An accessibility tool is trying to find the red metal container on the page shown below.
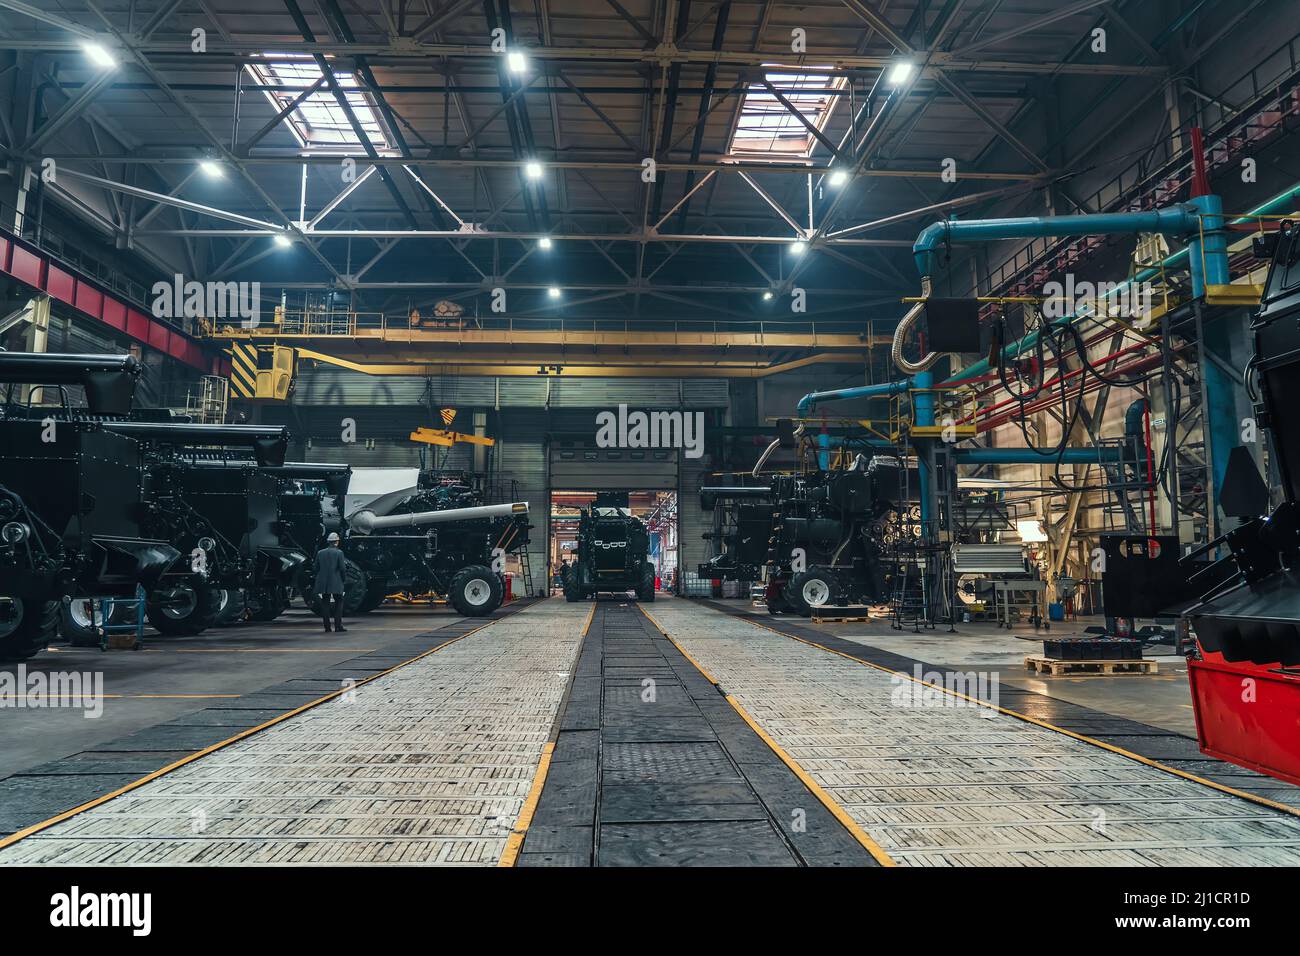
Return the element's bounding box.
[1188,653,1300,786]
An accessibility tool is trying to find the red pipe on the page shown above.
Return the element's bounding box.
[975,353,1164,432]
[1191,126,1210,197]
[960,339,1157,424]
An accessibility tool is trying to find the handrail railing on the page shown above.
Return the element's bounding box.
[974,29,1300,300]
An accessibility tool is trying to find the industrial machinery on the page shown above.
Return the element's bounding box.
[1181,219,1300,785]
[564,491,655,602]
[200,461,351,625]
[340,472,529,617]
[0,353,180,660]
[104,421,299,638]
[762,457,917,616]
[697,483,776,583]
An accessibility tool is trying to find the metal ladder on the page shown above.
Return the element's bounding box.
[517,547,536,598]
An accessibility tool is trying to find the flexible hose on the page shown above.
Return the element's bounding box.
[752,438,781,478]
[891,277,943,374]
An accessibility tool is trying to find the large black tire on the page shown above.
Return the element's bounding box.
[785,569,837,618]
[341,559,369,615]
[449,565,503,617]
[355,584,388,614]
[247,586,290,622]
[635,564,656,602]
[62,597,102,647]
[0,597,58,662]
[215,589,247,627]
[147,581,222,637]
[563,579,584,602]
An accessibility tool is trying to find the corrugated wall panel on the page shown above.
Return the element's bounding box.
[678,456,711,582]
[496,437,547,596]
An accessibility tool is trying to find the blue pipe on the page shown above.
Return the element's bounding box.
[944,179,1300,384]
[796,378,910,416]
[956,447,1125,465]
[913,370,934,528]
[912,206,1201,279]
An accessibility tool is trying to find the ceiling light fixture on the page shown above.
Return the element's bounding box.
[274,233,293,248]
[548,286,561,299]
[82,42,117,70]
[887,61,915,87]
[199,160,224,178]
[538,236,553,250]
[507,50,527,74]
[828,168,848,186]
[524,160,544,180]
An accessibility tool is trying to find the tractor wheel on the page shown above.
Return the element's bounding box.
[146,581,222,637]
[61,597,110,647]
[449,565,503,617]
[0,597,58,662]
[635,564,656,602]
[214,589,248,626]
[356,584,389,614]
[340,559,369,615]
[785,570,837,618]
[247,586,290,622]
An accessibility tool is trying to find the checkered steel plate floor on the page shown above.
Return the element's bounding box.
[0,600,584,866]
[647,598,1300,866]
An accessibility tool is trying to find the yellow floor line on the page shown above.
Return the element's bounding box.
[640,605,897,867]
[0,615,514,852]
[727,606,1300,820]
[498,741,556,867]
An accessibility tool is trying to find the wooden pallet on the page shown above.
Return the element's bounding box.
[1024,655,1158,676]
[812,607,875,624]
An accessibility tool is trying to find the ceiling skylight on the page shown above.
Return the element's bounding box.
[728,69,846,160]
[246,55,392,150]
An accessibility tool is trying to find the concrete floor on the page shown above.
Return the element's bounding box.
[0,605,465,780]
[740,605,1199,737]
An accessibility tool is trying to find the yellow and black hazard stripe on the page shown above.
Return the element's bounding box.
[227,343,259,398]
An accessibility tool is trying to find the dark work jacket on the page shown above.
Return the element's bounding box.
[314,546,347,595]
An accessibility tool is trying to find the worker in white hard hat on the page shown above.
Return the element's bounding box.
[314,531,348,632]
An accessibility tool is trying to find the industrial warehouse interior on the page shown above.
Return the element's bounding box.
[0,0,1296,925]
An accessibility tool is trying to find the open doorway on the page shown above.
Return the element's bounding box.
[549,490,678,593]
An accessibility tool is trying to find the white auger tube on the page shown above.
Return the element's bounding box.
[348,501,528,534]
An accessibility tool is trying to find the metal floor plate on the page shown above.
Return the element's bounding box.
[646,598,1300,867]
[0,601,585,867]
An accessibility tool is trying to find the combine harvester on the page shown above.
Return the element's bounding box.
[326,468,529,617]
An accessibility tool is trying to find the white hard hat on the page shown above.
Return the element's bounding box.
[326,532,340,543]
